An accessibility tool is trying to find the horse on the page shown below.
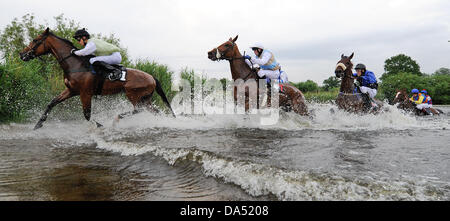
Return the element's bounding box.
[207,36,308,115]
[19,28,175,130]
[392,89,443,115]
[334,53,383,114]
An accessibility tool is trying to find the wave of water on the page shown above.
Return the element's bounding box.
[92,136,446,201]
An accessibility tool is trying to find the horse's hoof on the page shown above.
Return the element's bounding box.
[330,108,335,114]
[94,121,103,128]
[34,122,43,130]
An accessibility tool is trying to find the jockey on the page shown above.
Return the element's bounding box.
[353,64,378,98]
[353,63,378,110]
[421,89,433,107]
[243,43,288,84]
[71,28,123,81]
[410,89,430,114]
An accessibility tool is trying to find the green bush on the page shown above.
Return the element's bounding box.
[293,80,319,93]
[0,57,52,122]
[131,59,175,108]
[380,72,450,104]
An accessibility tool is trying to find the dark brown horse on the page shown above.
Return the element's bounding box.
[392,89,443,115]
[207,36,308,115]
[19,28,175,130]
[334,53,383,113]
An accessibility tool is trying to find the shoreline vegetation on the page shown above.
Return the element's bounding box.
[1,14,449,123]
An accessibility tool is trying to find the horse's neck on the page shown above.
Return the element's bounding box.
[340,70,355,93]
[229,49,254,81]
[47,36,84,74]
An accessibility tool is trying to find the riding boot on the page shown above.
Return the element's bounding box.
[92,61,122,81]
[362,93,372,111]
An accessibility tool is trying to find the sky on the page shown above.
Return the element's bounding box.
[1,0,449,84]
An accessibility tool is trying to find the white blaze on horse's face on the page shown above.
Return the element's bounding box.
[395,92,401,99]
[336,63,347,72]
[215,48,221,59]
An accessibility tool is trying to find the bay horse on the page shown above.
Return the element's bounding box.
[19,28,175,130]
[334,53,383,114]
[392,89,443,115]
[207,36,308,115]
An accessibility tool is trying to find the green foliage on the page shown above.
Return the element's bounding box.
[293,80,319,93]
[0,57,52,122]
[322,76,341,91]
[428,74,450,104]
[380,72,450,104]
[303,88,338,103]
[131,59,175,108]
[381,54,421,80]
[433,67,450,76]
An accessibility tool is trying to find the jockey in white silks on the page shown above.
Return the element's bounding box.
[243,43,288,83]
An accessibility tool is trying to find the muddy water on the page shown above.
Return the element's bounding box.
[0,103,449,201]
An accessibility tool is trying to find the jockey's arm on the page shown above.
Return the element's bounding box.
[74,41,96,56]
[251,51,271,66]
[245,59,253,68]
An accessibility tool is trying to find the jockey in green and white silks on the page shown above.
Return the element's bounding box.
[243,43,288,83]
[71,28,123,81]
[72,29,122,65]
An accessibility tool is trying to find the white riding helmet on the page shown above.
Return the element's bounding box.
[250,42,264,50]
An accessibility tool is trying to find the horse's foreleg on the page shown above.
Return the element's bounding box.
[80,93,103,127]
[34,89,73,130]
[80,94,93,121]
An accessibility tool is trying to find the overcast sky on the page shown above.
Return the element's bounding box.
[1,0,449,84]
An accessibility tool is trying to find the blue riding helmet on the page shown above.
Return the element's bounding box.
[421,89,428,94]
[411,89,419,94]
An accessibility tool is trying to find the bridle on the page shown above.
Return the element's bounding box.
[213,40,238,61]
[214,40,259,81]
[22,33,74,63]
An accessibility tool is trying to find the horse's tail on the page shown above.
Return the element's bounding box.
[154,77,176,118]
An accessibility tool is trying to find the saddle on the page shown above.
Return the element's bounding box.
[91,61,127,82]
[90,62,127,95]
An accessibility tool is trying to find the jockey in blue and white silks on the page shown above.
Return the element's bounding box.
[243,43,288,83]
[353,63,378,99]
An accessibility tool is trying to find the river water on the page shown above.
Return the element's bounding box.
[0,101,449,201]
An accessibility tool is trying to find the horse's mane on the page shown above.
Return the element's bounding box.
[49,32,76,49]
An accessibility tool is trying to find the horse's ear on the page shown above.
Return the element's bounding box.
[44,27,50,35]
[232,35,239,42]
[349,52,354,60]
[341,54,344,59]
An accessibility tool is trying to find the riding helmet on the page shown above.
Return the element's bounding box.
[421,89,428,94]
[250,42,264,50]
[411,89,419,94]
[73,28,90,39]
[355,63,366,70]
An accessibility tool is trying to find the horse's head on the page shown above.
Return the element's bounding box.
[19,28,52,61]
[208,35,239,61]
[334,53,354,78]
[392,89,409,105]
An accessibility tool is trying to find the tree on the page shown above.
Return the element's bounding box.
[433,67,450,75]
[381,54,421,80]
[322,76,340,91]
[294,80,319,93]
